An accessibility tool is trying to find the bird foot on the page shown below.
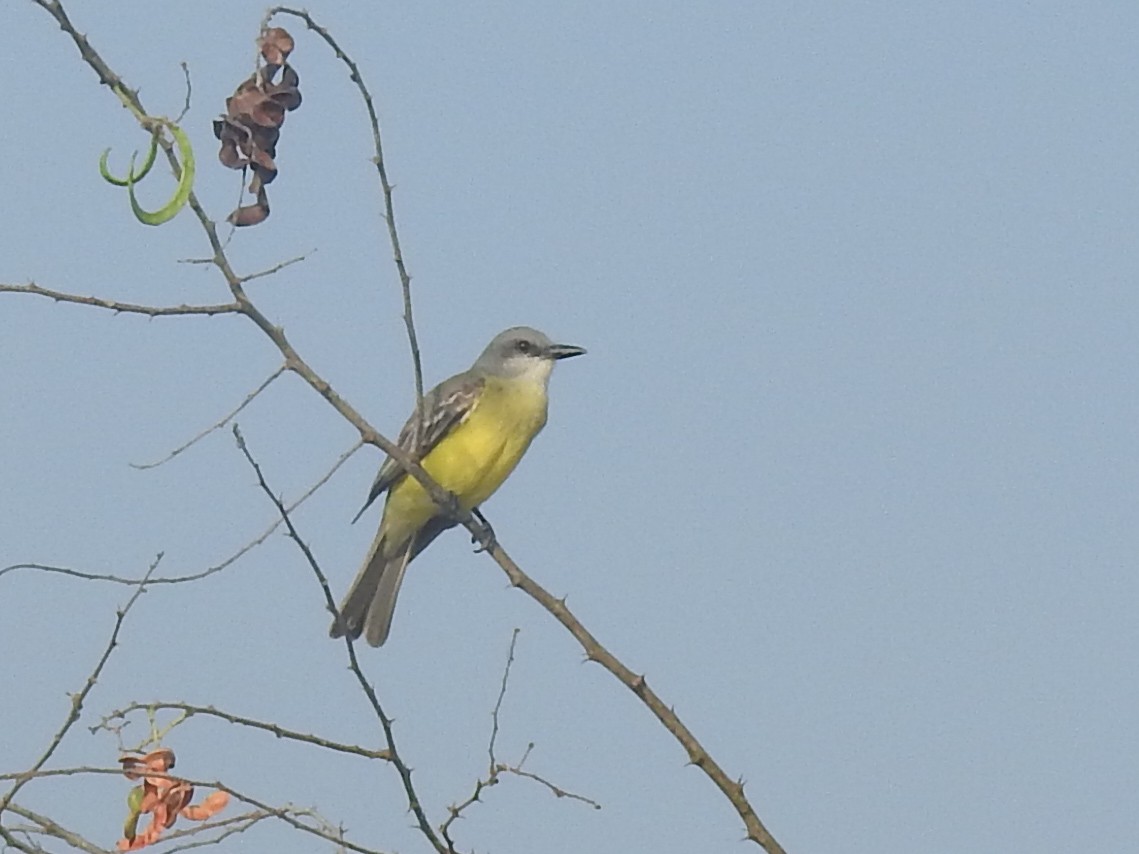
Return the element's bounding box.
[440,490,463,521]
[471,507,497,553]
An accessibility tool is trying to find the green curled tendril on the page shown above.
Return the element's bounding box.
[101,120,195,226]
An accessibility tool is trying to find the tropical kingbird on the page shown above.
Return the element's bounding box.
[330,326,586,646]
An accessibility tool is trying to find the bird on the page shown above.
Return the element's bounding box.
[330,326,586,646]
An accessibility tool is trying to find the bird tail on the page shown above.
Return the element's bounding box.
[329,525,405,646]
[329,517,452,647]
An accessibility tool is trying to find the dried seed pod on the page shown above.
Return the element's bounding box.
[215,26,301,226]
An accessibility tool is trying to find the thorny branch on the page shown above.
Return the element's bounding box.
[0,767,378,854]
[501,743,601,809]
[0,281,239,317]
[93,701,390,761]
[0,554,160,814]
[149,809,281,852]
[5,803,115,854]
[265,6,427,414]
[233,426,447,854]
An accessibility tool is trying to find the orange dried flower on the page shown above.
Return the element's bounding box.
[116,748,229,850]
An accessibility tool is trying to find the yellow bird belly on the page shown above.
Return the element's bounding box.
[379,377,549,549]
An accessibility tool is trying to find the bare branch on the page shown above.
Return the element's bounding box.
[0,767,381,854]
[442,630,599,850]
[500,745,601,810]
[233,426,447,854]
[235,250,314,284]
[93,702,390,761]
[489,628,520,767]
[485,547,785,853]
[265,7,426,411]
[153,810,270,852]
[0,823,39,853]
[441,631,519,848]
[176,61,192,121]
[131,365,287,469]
[0,554,160,814]
[3,803,113,854]
[0,282,239,317]
[0,439,362,587]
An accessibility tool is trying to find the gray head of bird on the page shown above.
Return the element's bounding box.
[475,326,586,383]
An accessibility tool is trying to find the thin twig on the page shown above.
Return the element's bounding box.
[266,7,426,413]
[441,630,599,849]
[0,282,239,317]
[442,631,519,848]
[131,365,287,469]
[157,811,268,852]
[0,823,38,853]
[4,803,114,854]
[0,439,362,587]
[489,628,520,767]
[159,806,341,853]
[176,61,192,122]
[235,251,314,284]
[0,554,160,814]
[93,702,390,761]
[0,767,382,854]
[501,746,601,810]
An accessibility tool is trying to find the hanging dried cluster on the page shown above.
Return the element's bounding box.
[117,749,228,850]
[213,27,302,226]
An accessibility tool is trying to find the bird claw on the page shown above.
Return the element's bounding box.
[471,507,496,553]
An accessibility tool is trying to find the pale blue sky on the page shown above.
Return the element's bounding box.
[3,2,1138,852]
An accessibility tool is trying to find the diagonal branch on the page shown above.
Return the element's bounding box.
[501,745,601,810]
[233,426,447,854]
[131,364,287,469]
[484,544,786,853]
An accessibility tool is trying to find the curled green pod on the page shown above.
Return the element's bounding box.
[99,129,159,186]
[101,120,195,226]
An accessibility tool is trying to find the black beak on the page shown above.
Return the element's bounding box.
[547,343,587,360]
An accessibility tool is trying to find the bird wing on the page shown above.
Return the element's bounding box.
[351,372,486,522]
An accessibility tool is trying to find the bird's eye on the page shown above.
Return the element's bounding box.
[515,340,532,354]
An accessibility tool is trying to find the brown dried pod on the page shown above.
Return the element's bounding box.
[215,26,301,225]
[259,27,294,66]
[229,185,270,226]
